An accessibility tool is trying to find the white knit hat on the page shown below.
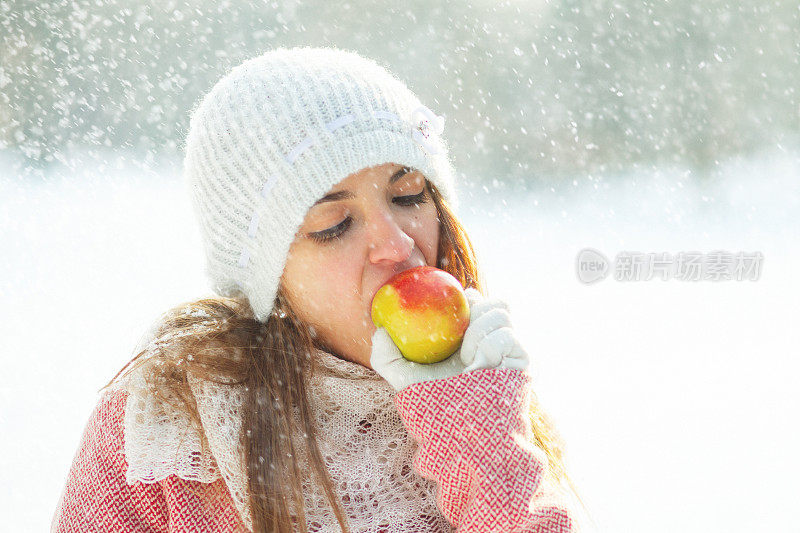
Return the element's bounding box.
[184,46,459,323]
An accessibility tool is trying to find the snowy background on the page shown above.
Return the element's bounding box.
[2,1,799,532]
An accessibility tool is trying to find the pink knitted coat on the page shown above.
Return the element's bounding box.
[51,367,574,532]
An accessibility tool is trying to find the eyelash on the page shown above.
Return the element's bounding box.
[308,191,429,244]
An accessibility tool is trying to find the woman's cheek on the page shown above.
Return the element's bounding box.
[415,212,440,265]
[322,250,362,297]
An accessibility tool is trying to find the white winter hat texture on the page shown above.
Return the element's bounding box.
[184,46,459,323]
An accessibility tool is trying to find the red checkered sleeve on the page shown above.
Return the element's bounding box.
[51,389,247,532]
[394,368,575,533]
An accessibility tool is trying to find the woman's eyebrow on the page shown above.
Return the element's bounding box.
[312,167,414,205]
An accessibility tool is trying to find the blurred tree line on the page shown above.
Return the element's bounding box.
[1,0,798,185]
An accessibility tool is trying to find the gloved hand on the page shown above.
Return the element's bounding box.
[370,287,530,391]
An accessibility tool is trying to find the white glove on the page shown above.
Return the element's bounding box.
[370,287,530,391]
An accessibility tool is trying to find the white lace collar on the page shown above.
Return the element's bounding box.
[116,346,432,532]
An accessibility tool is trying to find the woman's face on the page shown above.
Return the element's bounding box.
[280,162,441,369]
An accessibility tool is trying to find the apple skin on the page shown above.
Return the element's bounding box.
[370,266,470,364]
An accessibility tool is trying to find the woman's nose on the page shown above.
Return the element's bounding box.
[367,210,414,265]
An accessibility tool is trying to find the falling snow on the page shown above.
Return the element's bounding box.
[2,1,799,532]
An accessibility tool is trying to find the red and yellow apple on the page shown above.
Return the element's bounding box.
[370,266,470,364]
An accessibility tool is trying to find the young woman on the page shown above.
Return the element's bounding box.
[51,46,583,533]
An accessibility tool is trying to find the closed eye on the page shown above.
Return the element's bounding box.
[308,190,428,244]
[308,217,353,243]
[392,190,428,207]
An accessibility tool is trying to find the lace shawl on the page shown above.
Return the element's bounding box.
[114,342,451,532]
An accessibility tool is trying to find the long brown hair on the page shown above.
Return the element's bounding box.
[102,178,587,532]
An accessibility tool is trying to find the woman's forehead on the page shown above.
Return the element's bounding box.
[314,164,417,205]
[341,162,410,186]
